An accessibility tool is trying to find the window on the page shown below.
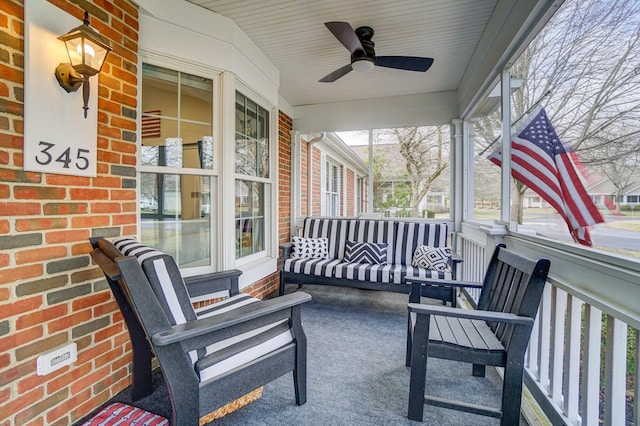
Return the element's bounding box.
[628,195,639,203]
[235,92,270,258]
[140,63,216,269]
[325,159,340,216]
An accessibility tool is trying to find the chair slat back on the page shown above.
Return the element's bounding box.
[477,245,550,351]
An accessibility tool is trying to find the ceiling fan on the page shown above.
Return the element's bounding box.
[319,21,434,83]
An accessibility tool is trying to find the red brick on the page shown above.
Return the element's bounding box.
[91,176,120,188]
[0,219,8,234]
[45,175,90,186]
[48,310,92,334]
[17,305,68,330]
[0,202,40,216]
[16,218,67,232]
[110,190,135,200]
[70,215,110,228]
[76,341,112,366]
[0,328,43,359]
[112,213,136,225]
[90,202,121,213]
[45,229,89,244]
[0,387,43,421]
[46,362,92,395]
[69,188,109,200]
[72,292,111,312]
[15,246,67,264]
[0,264,43,284]
[0,295,42,320]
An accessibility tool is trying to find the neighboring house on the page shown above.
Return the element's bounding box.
[349,142,448,215]
[298,133,369,219]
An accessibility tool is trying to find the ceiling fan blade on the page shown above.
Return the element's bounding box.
[325,22,364,54]
[375,56,434,72]
[319,64,353,83]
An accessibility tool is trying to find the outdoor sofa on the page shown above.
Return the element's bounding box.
[280,217,462,305]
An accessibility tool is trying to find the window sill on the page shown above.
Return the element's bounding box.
[237,256,278,290]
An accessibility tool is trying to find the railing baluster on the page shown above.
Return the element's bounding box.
[604,315,628,425]
[581,305,602,426]
[562,294,581,422]
[538,284,553,392]
[550,287,567,404]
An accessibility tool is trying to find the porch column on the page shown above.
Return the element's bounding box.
[500,68,512,222]
[290,130,301,235]
[367,129,374,213]
[451,119,463,233]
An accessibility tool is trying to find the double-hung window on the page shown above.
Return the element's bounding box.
[325,159,341,216]
[235,92,270,259]
[139,63,217,270]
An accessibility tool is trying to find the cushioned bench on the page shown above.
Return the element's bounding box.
[280,217,462,305]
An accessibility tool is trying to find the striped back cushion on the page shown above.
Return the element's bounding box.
[393,222,449,266]
[346,219,397,263]
[113,238,197,326]
[302,218,350,260]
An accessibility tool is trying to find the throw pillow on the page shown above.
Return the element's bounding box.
[412,246,451,271]
[291,236,329,259]
[344,240,388,265]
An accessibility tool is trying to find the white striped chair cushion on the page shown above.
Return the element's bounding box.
[393,222,449,266]
[113,238,294,382]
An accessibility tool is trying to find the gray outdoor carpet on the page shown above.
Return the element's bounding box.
[83,285,523,425]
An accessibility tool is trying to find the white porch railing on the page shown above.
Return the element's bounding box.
[457,223,640,426]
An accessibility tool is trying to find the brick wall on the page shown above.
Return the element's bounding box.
[0,1,139,424]
[312,146,321,216]
[346,168,354,216]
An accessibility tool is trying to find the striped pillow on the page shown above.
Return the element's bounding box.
[344,240,388,265]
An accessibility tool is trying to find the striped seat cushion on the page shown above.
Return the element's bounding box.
[391,264,452,284]
[334,262,395,283]
[81,402,167,426]
[113,238,293,382]
[393,222,449,266]
[283,258,341,277]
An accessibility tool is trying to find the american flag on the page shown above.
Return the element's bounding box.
[488,106,604,246]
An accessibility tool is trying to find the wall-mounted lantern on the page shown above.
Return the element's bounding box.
[54,11,111,118]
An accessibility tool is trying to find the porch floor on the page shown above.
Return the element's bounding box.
[82,285,525,425]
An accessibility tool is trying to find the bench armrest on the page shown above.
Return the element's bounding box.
[450,252,463,263]
[153,291,312,346]
[280,242,294,257]
[408,303,534,326]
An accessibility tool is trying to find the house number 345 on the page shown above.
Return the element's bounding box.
[35,141,90,171]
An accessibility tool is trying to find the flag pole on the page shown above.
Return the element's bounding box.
[477,90,552,157]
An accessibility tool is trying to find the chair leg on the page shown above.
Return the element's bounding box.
[408,314,430,422]
[292,306,307,406]
[406,315,413,367]
[500,362,525,426]
[472,363,485,377]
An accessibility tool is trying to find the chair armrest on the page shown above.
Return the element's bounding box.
[450,252,463,263]
[184,269,242,298]
[280,242,293,258]
[405,275,483,289]
[153,291,312,346]
[407,303,534,326]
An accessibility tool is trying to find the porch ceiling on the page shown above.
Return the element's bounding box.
[184,0,561,129]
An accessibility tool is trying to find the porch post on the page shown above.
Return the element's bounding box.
[500,68,512,222]
[290,130,301,235]
[367,129,374,213]
[451,120,463,234]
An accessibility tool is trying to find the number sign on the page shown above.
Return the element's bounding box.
[24,1,98,177]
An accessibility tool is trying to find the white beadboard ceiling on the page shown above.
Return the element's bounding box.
[185,0,499,108]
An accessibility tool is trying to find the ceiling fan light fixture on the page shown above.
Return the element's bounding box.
[352,58,374,73]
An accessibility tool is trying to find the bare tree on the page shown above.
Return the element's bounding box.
[391,126,448,217]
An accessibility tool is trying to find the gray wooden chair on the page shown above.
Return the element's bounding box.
[90,237,311,425]
[406,244,550,425]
